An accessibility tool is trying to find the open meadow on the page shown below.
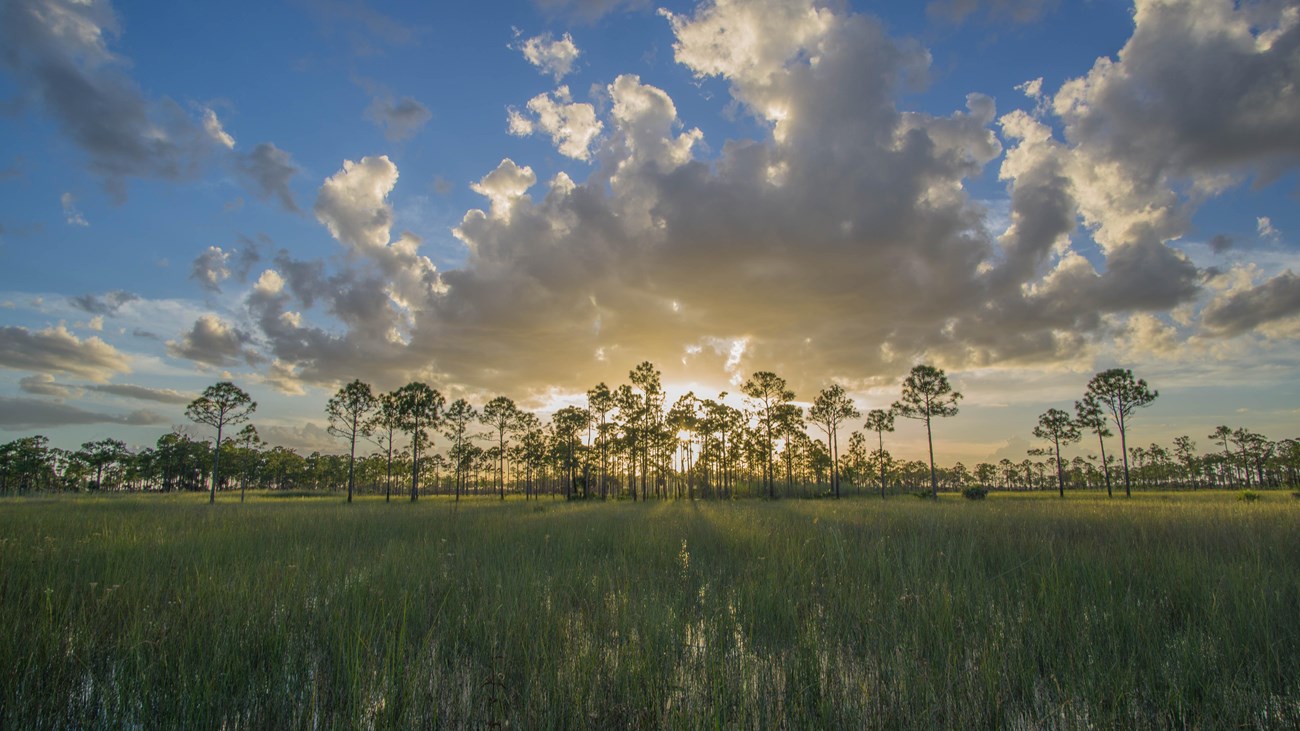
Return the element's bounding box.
[2,491,1297,729]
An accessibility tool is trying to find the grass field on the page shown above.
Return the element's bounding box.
[1,491,1297,729]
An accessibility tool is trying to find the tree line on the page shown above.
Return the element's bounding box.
[2,364,1297,498]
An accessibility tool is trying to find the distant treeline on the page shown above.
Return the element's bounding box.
[3,363,1298,497]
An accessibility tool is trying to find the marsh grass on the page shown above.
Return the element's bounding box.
[1,492,1297,728]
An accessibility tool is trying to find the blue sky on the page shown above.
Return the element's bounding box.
[1,0,1298,463]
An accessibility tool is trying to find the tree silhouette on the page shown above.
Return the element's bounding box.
[667,393,702,500]
[481,396,523,500]
[1075,394,1114,497]
[392,382,444,502]
[442,399,478,502]
[809,384,859,498]
[892,365,962,499]
[587,383,615,499]
[774,402,804,496]
[1034,408,1081,498]
[864,408,895,499]
[79,438,129,491]
[326,379,377,504]
[368,391,401,502]
[185,382,256,504]
[230,424,263,501]
[1084,369,1157,497]
[742,371,794,499]
[552,406,588,500]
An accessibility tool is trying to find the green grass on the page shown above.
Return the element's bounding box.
[1,491,1297,729]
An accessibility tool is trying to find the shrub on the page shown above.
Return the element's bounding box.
[963,486,989,500]
[1239,490,1260,502]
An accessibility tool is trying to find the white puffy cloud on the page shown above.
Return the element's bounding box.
[1053,0,1300,190]
[516,31,581,80]
[313,155,442,309]
[466,158,537,219]
[508,86,603,161]
[198,0,1300,403]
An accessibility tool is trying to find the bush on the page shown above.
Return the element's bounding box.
[1239,490,1260,502]
[962,486,989,500]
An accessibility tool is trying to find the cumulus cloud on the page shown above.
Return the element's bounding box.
[235,143,301,212]
[204,0,1300,402]
[516,32,581,80]
[508,86,603,161]
[166,314,260,367]
[1053,0,1300,189]
[0,324,130,381]
[364,91,432,141]
[0,396,165,429]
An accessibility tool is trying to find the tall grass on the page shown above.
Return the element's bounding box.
[1,492,1296,728]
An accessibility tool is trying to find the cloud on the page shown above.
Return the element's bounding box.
[207,0,1300,403]
[190,246,231,293]
[1257,216,1281,241]
[364,91,432,141]
[1053,1,1300,190]
[166,314,261,367]
[508,86,603,161]
[1209,234,1234,254]
[516,32,581,80]
[0,324,130,381]
[0,0,222,199]
[1201,270,1300,336]
[0,396,165,429]
[234,143,300,212]
[202,107,236,149]
[19,373,79,398]
[60,192,89,226]
[84,382,193,404]
[17,373,190,404]
[257,421,338,453]
[70,289,139,315]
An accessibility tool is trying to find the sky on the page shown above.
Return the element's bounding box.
[1,0,1298,464]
